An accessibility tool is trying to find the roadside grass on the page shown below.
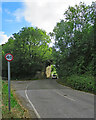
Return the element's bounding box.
[2,80,30,119]
[0,77,2,119]
[57,74,96,94]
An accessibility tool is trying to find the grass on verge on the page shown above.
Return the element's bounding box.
[57,74,96,94]
[2,80,30,119]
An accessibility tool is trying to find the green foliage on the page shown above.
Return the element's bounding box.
[2,81,17,107]
[2,81,27,118]
[57,74,95,94]
[52,2,95,79]
[51,2,95,93]
[2,27,52,79]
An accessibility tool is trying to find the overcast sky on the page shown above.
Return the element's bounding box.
[0,0,95,45]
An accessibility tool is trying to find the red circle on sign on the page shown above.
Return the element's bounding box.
[5,53,14,62]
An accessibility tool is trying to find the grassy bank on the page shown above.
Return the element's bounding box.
[0,77,2,119]
[57,74,96,94]
[2,81,30,119]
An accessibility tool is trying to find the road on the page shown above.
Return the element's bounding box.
[11,79,94,119]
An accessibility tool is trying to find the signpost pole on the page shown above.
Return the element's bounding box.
[5,53,13,111]
[8,61,10,111]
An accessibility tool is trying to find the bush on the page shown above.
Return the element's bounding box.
[58,74,95,94]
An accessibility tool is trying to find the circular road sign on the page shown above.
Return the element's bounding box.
[5,53,14,62]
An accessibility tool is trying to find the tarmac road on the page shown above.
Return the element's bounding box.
[11,79,94,119]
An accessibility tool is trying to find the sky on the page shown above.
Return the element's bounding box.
[0,0,95,45]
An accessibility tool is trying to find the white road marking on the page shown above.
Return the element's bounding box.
[55,91,76,101]
[25,84,41,119]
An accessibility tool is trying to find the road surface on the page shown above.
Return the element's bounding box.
[11,79,94,119]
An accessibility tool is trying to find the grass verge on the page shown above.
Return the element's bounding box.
[57,74,96,94]
[2,80,30,119]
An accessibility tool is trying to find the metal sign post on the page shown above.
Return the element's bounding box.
[5,53,13,111]
[8,61,10,111]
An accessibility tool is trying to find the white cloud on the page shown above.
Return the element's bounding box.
[0,32,9,45]
[23,0,65,33]
[4,8,24,22]
[13,8,24,22]
[5,19,13,22]
[23,0,94,33]
[0,7,2,13]
[5,9,11,14]
[0,2,2,13]
[1,0,94,45]
[2,0,24,2]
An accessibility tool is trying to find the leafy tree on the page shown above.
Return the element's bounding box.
[2,27,52,79]
[51,2,95,78]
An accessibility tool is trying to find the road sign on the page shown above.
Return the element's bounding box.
[5,53,13,62]
[5,53,13,111]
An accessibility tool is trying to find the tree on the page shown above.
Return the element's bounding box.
[51,2,95,78]
[2,27,52,79]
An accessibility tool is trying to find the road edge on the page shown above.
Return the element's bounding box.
[25,83,41,119]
